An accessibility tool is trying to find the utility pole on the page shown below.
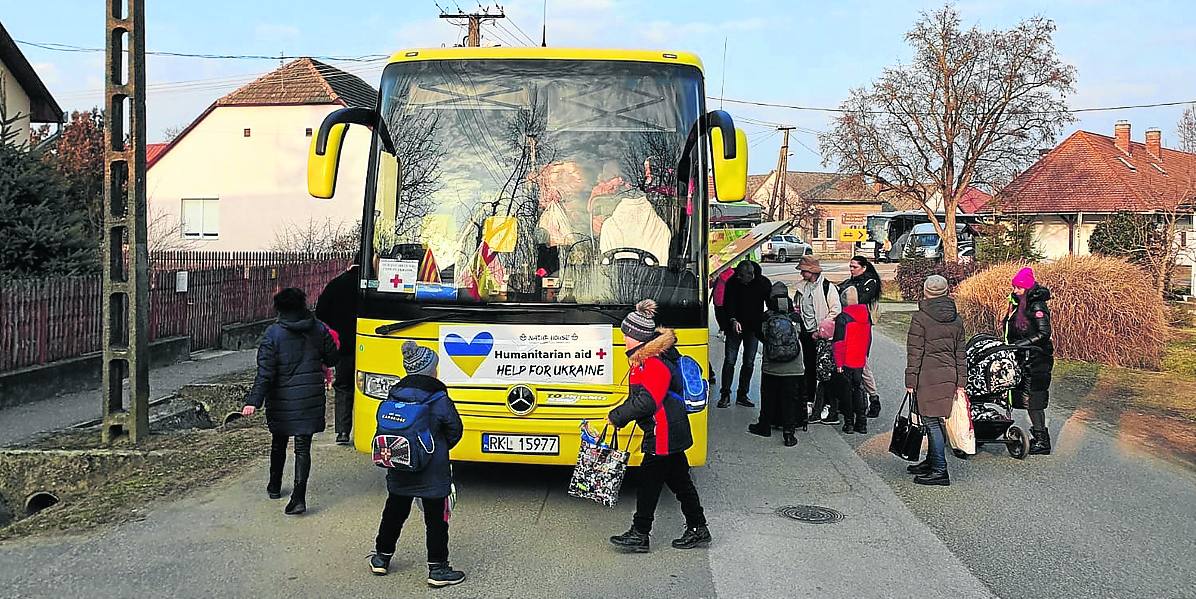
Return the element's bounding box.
[440,8,506,47]
[102,0,150,444]
[767,126,794,221]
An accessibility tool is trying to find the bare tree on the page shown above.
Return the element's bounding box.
[161,124,187,142]
[272,218,360,253]
[1179,104,1196,154]
[147,211,199,253]
[819,6,1076,261]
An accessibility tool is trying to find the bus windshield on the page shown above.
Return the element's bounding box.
[866,215,891,246]
[366,59,705,311]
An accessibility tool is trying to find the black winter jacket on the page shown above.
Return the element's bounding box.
[316,266,359,356]
[383,375,464,498]
[245,310,339,436]
[609,329,693,456]
[1003,284,1054,374]
[723,263,772,336]
[840,270,881,306]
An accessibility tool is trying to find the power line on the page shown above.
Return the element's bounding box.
[503,15,539,45]
[711,95,1196,116]
[15,39,387,62]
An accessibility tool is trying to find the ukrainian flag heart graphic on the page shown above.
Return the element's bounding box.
[443,332,494,377]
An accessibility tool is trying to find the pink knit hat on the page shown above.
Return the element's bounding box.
[1011,267,1036,289]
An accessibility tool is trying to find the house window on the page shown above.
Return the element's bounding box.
[181,198,219,239]
[243,128,251,137]
[811,220,821,240]
[305,128,313,137]
[824,218,836,240]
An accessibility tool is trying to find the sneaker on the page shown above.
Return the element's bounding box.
[716,393,731,409]
[820,413,841,425]
[867,395,882,418]
[427,562,466,587]
[368,552,392,576]
[609,527,650,553]
[335,432,351,445]
[783,432,798,447]
[671,525,712,549]
[735,396,755,408]
[854,419,868,435]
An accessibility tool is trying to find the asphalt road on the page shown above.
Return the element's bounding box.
[1,323,1194,598]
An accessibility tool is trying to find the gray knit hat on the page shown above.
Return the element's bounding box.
[924,275,949,299]
[621,299,659,342]
[402,340,439,376]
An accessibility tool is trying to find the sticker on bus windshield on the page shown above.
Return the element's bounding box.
[439,325,613,386]
[415,282,458,301]
[377,259,418,294]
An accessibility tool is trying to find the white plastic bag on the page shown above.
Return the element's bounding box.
[944,389,976,455]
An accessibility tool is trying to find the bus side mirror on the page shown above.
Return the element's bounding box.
[710,126,748,203]
[308,107,394,199]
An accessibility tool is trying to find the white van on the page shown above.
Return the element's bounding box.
[902,223,975,260]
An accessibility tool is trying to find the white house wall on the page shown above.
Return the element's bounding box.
[1,63,33,146]
[147,104,371,251]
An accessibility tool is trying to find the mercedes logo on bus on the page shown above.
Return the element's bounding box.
[506,385,536,416]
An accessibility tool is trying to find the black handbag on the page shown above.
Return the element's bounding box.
[888,391,925,462]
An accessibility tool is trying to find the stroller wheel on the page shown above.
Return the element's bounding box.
[1007,425,1030,460]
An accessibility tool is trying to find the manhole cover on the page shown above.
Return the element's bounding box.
[776,505,844,524]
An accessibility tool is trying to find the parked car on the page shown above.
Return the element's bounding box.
[900,223,976,261]
[761,234,813,262]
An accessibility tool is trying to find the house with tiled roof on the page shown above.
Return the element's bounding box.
[743,170,885,256]
[0,21,63,145]
[147,58,377,250]
[993,121,1196,260]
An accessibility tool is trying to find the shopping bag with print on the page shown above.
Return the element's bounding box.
[944,389,976,455]
[568,424,630,507]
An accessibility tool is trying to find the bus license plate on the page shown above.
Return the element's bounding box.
[481,434,559,455]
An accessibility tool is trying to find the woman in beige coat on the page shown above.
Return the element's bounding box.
[904,275,966,486]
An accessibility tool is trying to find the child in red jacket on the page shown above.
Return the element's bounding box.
[832,286,872,434]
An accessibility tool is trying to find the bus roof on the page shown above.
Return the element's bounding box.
[386,47,704,71]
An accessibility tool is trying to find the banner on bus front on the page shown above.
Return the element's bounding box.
[438,324,614,386]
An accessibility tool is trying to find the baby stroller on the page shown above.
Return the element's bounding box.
[961,334,1034,460]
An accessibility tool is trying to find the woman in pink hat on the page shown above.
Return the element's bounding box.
[1002,267,1055,456]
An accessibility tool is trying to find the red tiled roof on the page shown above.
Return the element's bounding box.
[146,143,168,168]
[994,130,1196,214]
[217,58,376,108]
[958,187,992,213]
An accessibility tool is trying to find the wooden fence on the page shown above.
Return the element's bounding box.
[0,252,350,372]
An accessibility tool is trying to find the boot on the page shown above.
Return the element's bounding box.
[716,391,731,409]
[368,552,392,576]
[1029,427,1052,455]
[747,422,771,437]
[914,469,950,486]
[266,471,283,500]
[427,562,466,587]
[906,460,931,475]
[284,480,307,515]
[841,415,855,434]
[735,394,755,408]
[853,417,868,435]
[867,395,882,418]
[671,525,712,549]
[609,527,650,553]
[783,431,798,447]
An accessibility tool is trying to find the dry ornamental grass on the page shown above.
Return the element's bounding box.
[956,256,1169,369]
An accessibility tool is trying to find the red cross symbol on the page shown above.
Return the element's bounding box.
[390,273,402,288]
[596,348,607,359]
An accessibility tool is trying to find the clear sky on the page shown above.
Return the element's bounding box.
[5,0,1194,174]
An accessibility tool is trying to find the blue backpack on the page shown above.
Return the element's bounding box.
[668,355,709,414]
[372,390,443,471]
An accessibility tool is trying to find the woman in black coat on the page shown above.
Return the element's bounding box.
[839,255,883,417]
[1003,267,1055,456]
[243,288,339,514]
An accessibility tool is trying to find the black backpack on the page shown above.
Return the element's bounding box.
[762,312,801,363]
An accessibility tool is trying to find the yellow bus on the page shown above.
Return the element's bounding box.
[307,47,747,466]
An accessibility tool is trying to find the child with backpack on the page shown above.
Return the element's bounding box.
[241,287,339,515]
[832,286,873,434]
[749,282,806,446]
[368,341,466,588]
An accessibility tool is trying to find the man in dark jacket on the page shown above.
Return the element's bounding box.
[242,287,339,514]
[369,341,467,587]
[608,300,711,553]
[316,253,361,445]
[718,260,771,408]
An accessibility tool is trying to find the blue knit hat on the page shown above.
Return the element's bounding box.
[402,340,438,376]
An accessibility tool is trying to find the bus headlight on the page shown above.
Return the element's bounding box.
[357,371,401,399]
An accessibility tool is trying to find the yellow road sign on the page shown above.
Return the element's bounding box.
[839,227,868,243]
